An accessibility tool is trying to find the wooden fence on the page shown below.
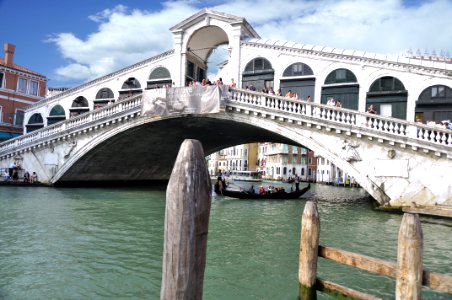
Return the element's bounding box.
[299,201,452,300]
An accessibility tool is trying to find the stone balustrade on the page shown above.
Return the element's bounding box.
[228,88,452,149]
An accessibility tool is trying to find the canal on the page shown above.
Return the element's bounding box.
[0,183,450,299]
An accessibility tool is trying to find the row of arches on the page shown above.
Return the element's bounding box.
[25,58,452,132]
[242,58,442,121]
[26,67,173,132]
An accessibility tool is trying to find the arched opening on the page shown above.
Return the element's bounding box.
[366,76,407,119]
[242,57,274,92]
[94,88,115,109]
[280,62,314,100]
[47,105,66,125]
[69,96,89,118]
[147,67,172,89]
[415,85,452,123]
[119,77,142,100]
[185,26,229,86]
[321,68,359,109]
[26,113,44,132]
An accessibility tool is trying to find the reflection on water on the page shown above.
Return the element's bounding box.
[0,184,450,299]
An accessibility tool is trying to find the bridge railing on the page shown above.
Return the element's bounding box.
[228,88,452,148]
[0,95,143,155]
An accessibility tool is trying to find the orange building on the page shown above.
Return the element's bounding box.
[0,43,47,141]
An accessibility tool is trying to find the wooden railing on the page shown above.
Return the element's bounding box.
[299,201,452,299]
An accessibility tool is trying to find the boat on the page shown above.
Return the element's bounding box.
[228,170,262,182]
[214,183,310,199]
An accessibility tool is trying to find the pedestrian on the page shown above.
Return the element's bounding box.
[295,175,300,191]
[367,104,377,114]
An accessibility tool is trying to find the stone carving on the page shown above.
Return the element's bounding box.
[342,140,361,162]
[388,149,396,159]
[64,140,77,159]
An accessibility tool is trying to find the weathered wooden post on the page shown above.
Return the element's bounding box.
[299,201,320,300]
[396,213,423,300]
[160,139,212,300]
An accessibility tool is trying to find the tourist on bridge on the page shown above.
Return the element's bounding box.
[367,104,377,114]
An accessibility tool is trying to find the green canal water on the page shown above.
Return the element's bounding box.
[0,183,450,299]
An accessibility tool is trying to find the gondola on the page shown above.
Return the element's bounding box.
[214,183,310,199]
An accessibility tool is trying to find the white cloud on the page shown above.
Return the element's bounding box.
[48,0,452,85]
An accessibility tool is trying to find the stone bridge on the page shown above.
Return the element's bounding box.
[0,86,451,208]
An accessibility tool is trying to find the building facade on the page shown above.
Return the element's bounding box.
[0,43,47,141]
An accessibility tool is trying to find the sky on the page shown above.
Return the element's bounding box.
[1,0,451,88]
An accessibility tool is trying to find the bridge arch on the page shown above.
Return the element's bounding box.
[366,76,407,119]
[47,104,66,125]
[415,84,452,123]
[321,68,359,110]
[185,25,229,85]
[280,62,315,100]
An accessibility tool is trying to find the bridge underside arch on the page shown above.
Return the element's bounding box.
[55,116,296,185]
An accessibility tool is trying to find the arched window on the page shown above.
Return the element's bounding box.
[119,77,142,99]
[366,76,407,119]
[242,57,274,92]
[324,68,357,84]
[96,88,114,99]
[71,96,89,108]
[94,88,115,108]
[47,105,66,125]
[282,63,314,77]
[121,77,141,89]
[244,57,273,74]
[69,96,89,117]
[369,76,405,92]
[280,62,315,100]
[415,85,452,123]
[26,113,44,132]
[147,67,172,89]
[321,68,359,110]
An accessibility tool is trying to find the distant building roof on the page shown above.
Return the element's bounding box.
[0,58,47,78]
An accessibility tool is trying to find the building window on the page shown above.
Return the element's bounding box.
[0,106,2,122]
[431,86,445,98]
[0,72,4,88]
[18,78,27,94]
[15,110,24,126]
[29,81,39,96]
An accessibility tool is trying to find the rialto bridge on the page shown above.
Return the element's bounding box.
[0,9,451,208]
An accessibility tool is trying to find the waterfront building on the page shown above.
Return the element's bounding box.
[0,43,47,141]
[258,142,309,181]
[222,143,258,172]
[316,156,355,186]
[306,149,317,182]
[207,149,227,176]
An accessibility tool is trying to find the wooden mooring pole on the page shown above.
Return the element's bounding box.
[299,200,320,300]
[160,139,212,300]
[396,213,423,300]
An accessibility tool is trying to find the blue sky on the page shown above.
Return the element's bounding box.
[1,0,451,88]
